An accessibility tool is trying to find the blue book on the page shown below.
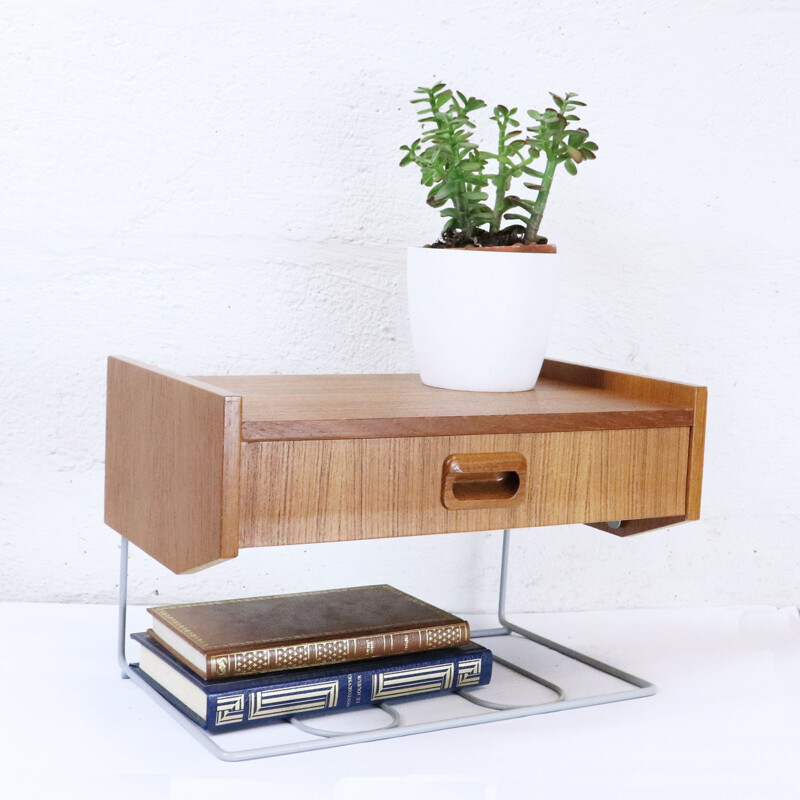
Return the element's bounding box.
[130,632,492,732]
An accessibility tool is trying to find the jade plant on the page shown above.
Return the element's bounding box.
[400,83,597,248]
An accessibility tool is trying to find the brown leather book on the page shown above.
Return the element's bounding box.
[146,585,470,680]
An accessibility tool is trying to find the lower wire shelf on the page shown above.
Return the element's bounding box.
[118,531,655,762]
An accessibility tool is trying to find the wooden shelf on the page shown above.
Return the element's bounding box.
[197,369,694,442]
[105,357,706,574]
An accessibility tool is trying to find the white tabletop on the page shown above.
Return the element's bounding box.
[2,603,798,799]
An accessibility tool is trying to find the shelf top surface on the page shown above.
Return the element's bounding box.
[195,366,699,441]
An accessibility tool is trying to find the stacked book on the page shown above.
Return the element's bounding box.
[131,584,492,732]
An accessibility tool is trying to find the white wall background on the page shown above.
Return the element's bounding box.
[1,0,798,611]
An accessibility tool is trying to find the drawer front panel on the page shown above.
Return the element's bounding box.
[239,428,690,547]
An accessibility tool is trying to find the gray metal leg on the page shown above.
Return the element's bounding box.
[117,530,655,761]
[118,537,131,679]
[492,529,654,695]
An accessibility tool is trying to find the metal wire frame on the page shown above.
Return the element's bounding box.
[117,529,655,761]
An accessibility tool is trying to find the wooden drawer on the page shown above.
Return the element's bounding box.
[105,358,706,573]
[239,429,689,547]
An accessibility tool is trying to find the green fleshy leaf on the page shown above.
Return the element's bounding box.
[566,146,583,162]
[435,90,453,108]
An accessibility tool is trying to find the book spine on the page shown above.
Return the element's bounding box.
[205,646,492,732]
[207,621,471,679]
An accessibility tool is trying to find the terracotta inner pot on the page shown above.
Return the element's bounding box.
[461,243,557,253]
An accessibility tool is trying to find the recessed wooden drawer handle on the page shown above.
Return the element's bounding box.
[441,452,527,510]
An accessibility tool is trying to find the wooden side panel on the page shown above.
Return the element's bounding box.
[239,428,690,547]
[104,357,242,573]
[684,386,707,520]
[540,359,700,408]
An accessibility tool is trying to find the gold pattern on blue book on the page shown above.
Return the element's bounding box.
[371,663,458,700]
[215,693,246,726]
[248,681,340,720]
[455,658,484,686]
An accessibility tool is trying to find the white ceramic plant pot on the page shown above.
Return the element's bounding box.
[407,245,559,392]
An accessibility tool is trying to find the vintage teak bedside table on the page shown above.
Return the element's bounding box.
[105,356,706,760]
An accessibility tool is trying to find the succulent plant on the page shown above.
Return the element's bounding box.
[400,84,597,247]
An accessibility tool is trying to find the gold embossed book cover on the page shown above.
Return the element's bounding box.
[147,584,470,679]
[131,632,492,731]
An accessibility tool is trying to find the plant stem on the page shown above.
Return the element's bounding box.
[523,154,557,244]
[490,116,508,234]
[433,94,472,237]
[451,166,472,237]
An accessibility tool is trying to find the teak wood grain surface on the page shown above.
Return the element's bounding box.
[238,428,689,548]
[195,372,695,441]
[440,452,529,511]
[104,357,707,573]
[104,358,242,573]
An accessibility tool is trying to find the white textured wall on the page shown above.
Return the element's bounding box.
[1,1,798,611]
